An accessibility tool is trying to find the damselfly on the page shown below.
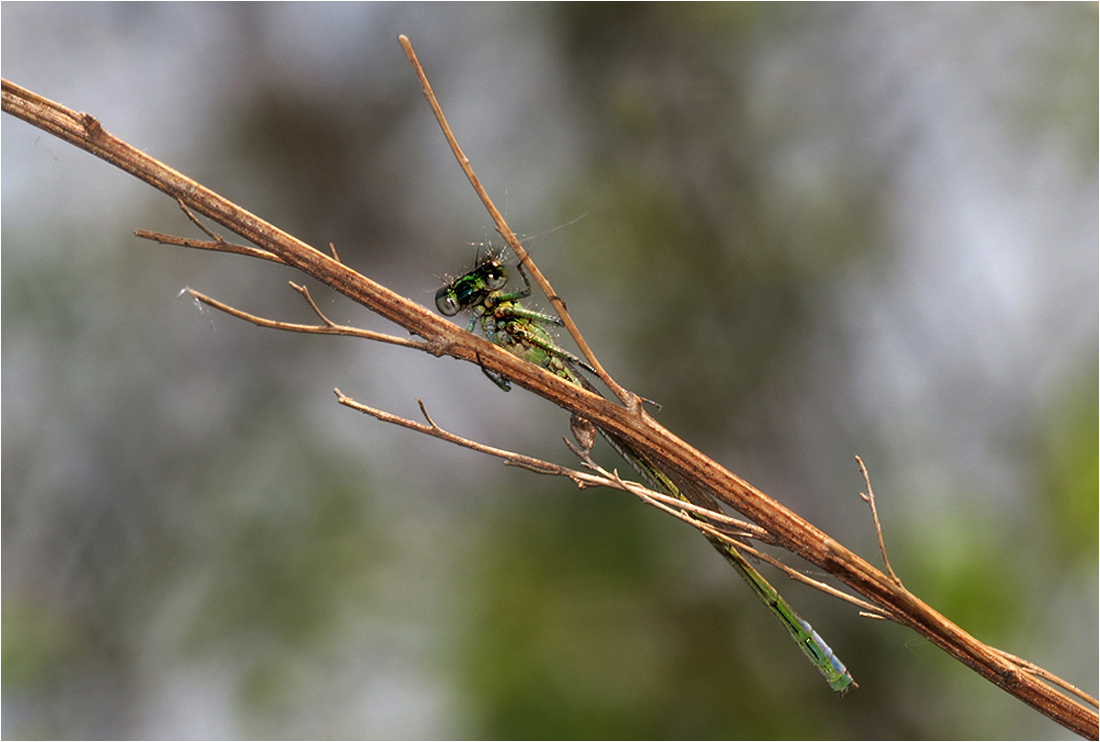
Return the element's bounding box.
[435,253,856,695]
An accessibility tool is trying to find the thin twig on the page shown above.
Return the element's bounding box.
[137,200,286,263]
[397,34,635,409]
[579,455,887,618]
[992,649,1099,709]
[856,455,900,585]
[337,389,878,616]
[185,287,434,351]
[336,391,570,477]
[176,197,226,244]
[136,230,288,264]
[289,283,335,326]
[737,539,890,618]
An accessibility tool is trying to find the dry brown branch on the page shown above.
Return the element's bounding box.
[184,286,433,351]
[397,35,634,408]
[3,47,1095,739]
[992,649,1099,710]
[335,389,879,618]
[583,456,887,618]
[856,455,901,585]
[136,228,287,265]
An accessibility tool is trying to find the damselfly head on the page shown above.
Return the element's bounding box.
[434,254,509,316]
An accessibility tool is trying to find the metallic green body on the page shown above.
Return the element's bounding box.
[436,256,856,695]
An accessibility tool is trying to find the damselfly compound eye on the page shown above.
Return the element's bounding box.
[435,287,462,316]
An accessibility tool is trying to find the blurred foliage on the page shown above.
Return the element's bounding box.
[456,484,861,739]
[1040,371,1100,564]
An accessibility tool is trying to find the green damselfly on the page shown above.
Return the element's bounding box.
[435,253,856,695]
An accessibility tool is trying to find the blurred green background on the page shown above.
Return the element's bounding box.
[3,4,1096,738]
